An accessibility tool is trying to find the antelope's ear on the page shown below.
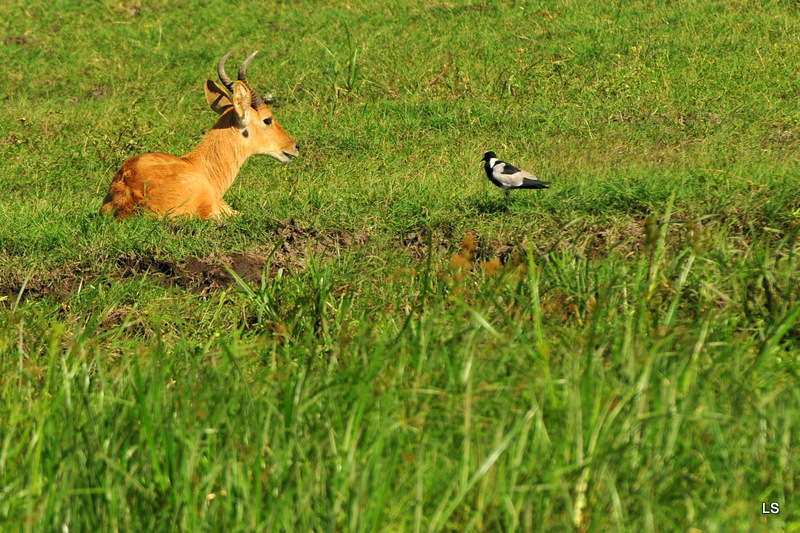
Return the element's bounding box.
[205,80,233,115]
[232,81,252,126]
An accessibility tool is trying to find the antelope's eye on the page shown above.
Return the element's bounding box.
[264,117,273,126]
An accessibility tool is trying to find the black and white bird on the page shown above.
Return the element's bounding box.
[481,151,549,209]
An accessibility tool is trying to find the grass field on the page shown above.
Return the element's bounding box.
[2,0,800,530]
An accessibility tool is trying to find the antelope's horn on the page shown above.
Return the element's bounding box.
[238,51,266,108]
[217,49,237,91]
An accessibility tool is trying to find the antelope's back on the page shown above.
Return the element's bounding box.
[100,153,199,218]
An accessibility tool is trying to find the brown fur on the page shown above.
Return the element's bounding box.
[100,79,298,219]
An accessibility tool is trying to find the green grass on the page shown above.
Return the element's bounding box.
[2,0,800,531]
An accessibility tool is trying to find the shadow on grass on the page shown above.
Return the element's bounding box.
[472,196,548,216]
[472,197,510,215]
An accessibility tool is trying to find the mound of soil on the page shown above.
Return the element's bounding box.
[0,219,369,302]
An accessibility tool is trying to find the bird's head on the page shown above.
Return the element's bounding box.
[482,151,497,162]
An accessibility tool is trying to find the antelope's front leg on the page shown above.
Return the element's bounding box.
[218,200,240,217]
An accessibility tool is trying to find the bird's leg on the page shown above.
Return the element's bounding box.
[504,189,512,213]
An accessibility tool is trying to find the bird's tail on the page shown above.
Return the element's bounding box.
[521,177,550,189]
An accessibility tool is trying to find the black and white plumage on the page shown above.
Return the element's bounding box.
[481,151,549,208]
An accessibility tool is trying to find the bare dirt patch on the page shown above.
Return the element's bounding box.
[3,35,31,46]
[113,219,368,293]
[0,219,370,302]
[115,252,270,293]
[390,222,459,262]
[0,275,78,303]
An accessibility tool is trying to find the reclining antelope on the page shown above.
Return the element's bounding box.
[100,50,299,219]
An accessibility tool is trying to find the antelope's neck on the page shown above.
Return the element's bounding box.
[182,126,248,199]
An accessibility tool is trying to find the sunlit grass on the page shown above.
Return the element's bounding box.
[2,0,800,531]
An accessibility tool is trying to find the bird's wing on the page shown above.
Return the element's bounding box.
[492,162,535,187]
[504,165,541,181]
[499,162,523,175]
